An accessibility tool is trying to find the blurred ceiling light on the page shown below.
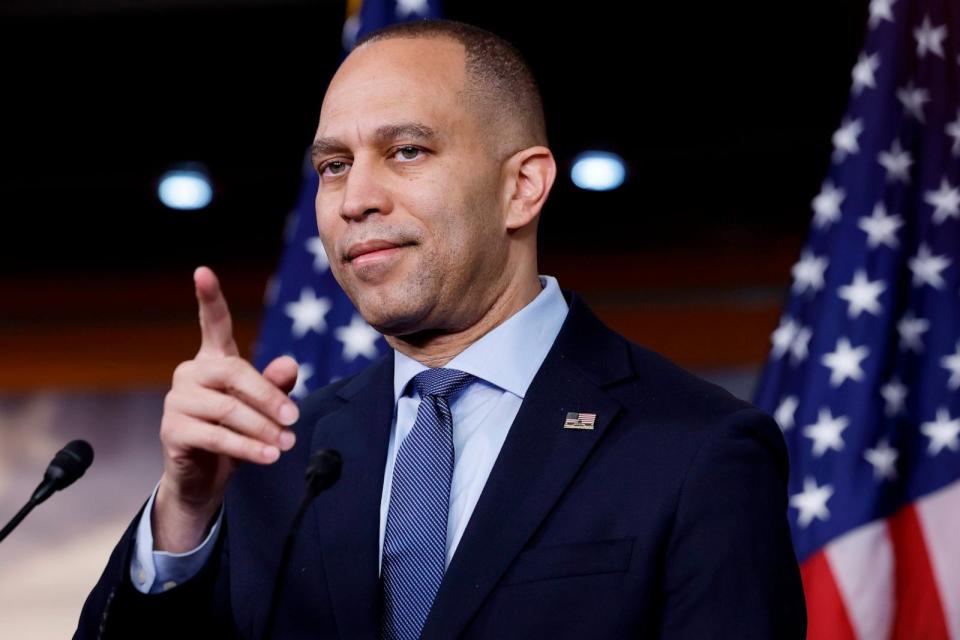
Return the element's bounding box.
[570,151,626,191]
[157,166,213,210]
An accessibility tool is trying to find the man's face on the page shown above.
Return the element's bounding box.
[313,37,509,336]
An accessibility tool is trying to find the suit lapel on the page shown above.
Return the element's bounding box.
[421,291,634,639]
[310,353,394,640]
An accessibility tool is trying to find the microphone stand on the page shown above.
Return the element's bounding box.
[262,449,342,640]
[0,440,94,545]
[0,501,40,544]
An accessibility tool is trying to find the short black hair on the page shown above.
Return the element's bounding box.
[354,19,548,154]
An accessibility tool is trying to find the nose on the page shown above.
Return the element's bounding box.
[340,154,391,222]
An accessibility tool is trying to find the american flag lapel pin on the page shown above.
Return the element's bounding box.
[564,411,596,430]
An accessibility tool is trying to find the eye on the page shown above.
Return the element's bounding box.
[393,146,423,161]
[317,159,350,177]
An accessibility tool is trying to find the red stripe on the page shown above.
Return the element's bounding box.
[801,549,857,640]
[888,505,950,640]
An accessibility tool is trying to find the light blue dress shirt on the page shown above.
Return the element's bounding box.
[131,274,569,594]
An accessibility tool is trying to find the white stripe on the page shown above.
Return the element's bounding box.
[915,478,960,639]
[824,518,894,640]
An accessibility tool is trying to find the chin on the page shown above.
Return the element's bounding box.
[355,293,431,336]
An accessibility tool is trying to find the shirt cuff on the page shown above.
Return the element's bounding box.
[129,482,224,594]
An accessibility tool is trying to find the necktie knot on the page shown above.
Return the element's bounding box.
[413,367,476,400]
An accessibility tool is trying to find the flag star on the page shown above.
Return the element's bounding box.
[881,377,908,416]
[864,439,899,480]
[947,109,960,156]
[897,312,930,353]
[305,236,331,273]
[290,361,315,399]
[284,288,332,338]
[811,181,845,228]
[821,337,870,387]
[920,408,960,455]
[913,16,947,59]
[770,316,798,359]
[877,139,913,183]
[908,244,951,289]
[774,395,799,431]
[837,269,886,318]
[941,341,960,389]
[897,82,930,121]
[790,477,834,528]
[791,251,829,295]
[924,178,960,224]
[851,52,880,94]
[868,0,895,28]
[395,0,429,17]
[334,313,381,362]
[803,408,851,457]
[832,118,863,162]
[790,325,812,364]
[859,203,904,248]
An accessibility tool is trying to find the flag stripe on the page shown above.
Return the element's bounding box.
[825,519,894,639]
[915,479,960,638]
[889,505,950,640]
[801,550,857,640]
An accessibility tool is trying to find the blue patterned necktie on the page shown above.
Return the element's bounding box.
[381,367,476,640]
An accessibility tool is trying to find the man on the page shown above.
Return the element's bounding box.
[77,19,805,639]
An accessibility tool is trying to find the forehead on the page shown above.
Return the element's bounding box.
[317,37,469,139]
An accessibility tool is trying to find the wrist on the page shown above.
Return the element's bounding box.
[153,478,222,553]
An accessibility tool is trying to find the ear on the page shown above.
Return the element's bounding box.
[501,146,557,231]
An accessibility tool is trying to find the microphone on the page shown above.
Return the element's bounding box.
[0,439,95,544]
[305,449,343,497]
[263,449,342,640]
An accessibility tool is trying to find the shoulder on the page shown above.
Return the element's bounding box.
[558,292,785,469]
[558,287,757,424]
[291,352,392,433]
[611,337,787,476]
[618,340,755,423]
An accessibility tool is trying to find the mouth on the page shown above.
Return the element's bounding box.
[345,240,415,264]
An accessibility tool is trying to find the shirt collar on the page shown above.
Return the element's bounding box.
[392,275,569,403]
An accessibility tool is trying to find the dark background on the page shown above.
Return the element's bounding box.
[0,0,868,277]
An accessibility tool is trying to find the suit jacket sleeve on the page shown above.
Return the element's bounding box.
[658,407,807,639]
[73,501,239,640]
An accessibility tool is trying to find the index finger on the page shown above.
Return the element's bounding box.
[194,266,240,358]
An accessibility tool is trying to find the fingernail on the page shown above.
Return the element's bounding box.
[263,445,280,463]
[279,403,299,426]
[279,431,296,451]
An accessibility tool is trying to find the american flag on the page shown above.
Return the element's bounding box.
[754,0,960,637]
[563,411,597,429]
[252,0,442,398]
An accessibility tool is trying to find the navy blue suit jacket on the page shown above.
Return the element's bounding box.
[76,289,806,639]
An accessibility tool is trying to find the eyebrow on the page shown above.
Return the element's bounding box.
[310,122,439,166]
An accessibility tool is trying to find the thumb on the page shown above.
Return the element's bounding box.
[263,355,299,396]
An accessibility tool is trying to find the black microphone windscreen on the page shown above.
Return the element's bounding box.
[305,449,342,496]
[46,440,95,490]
